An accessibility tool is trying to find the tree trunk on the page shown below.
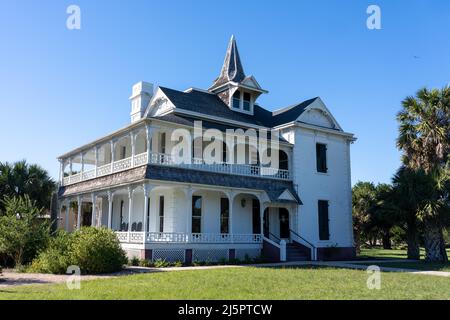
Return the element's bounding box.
[406,226,420,260]
[424,221,448,263]
[382,229,392,249]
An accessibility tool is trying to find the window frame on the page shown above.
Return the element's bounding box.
[316,143,328,173]
[220,198,229,234]
[159,196,164,233]
[318,200,330,241]
[192,195,202,233]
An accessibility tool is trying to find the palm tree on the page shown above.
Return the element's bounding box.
[392,167,424,260]
[0,160,55,213]
[397,87,450,262]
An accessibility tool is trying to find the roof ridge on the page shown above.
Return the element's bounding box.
[272,97,319,116]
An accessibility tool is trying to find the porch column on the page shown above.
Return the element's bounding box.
[94,146,99,177]
[91,193,97,227]
[127,186,133,232]
[59,160,64,185]
[130,132,136,167]
[227,191,236,237]
[80,152,84,178]
[260,204,265,238]
[64,200,70,231]
[107,191,114,229]
[146,124,154,163]
[69,158,73,175]
[110,140,115,173]
[143,184,154,241]
[77,196,82,229]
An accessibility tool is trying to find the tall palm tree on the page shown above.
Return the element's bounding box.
[0,160,55,212]
[397,87,450,262]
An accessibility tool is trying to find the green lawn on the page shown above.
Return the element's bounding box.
[1,266,449,300]
[358,247,450,260]
[355,261,450,272]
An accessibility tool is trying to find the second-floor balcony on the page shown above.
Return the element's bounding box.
[59,123,293,186]
[62,151,291,186]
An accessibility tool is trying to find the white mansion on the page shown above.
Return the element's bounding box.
[57,37,356,263]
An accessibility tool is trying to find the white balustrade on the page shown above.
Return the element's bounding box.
[113,157,132,172]
[133,152,148,166]
[97,163,111,177]
[82,168,95,180]
[115,231,129,243]
[116,232,262,244]
[63,149,291,186]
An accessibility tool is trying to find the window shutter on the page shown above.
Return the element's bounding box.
[318,200,330,240]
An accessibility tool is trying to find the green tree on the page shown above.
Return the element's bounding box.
[397,87,450,262]
[352,182,377,251]
[0,160,55,212]
[0,196,51,266]
[371,183,398,250]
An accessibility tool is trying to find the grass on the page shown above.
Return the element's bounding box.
[358,247,450,260]
[355,261,450,272]
[1,266,450,300]
[357,247,450,272]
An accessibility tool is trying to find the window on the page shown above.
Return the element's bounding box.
[120,200,124,230]
[220,198,229,234]
[279,150,289,170]
[159,196,164,232]
[252,199,261,234]
[160,132,166,154]
[318,200,330,240]
[192,196,202,233]
[243,92,251,111]
[232,90,241,109]
[316,143,327,173]
[121,146,126,159]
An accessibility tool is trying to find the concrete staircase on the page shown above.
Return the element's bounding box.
[286,243,310,261]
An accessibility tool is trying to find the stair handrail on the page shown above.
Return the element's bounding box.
[289,229,317,261]
[268,232,281,244]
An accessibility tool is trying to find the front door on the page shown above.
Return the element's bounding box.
[279,208,290,239]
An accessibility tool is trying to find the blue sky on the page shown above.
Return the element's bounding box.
[0,0,449,185]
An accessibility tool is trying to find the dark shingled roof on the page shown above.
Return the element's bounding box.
[151,113,290,143]
[159,86,317,128]
[145,164,301,204]
[59,164,301,204]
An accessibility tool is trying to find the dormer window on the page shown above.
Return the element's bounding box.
[232,91,241,109]
[243,92,251,111]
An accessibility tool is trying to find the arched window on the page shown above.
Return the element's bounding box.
[243,92,251,111]
[279,150,288,170]
[232,90,241,109]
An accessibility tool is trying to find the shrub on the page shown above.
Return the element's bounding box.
[30,227,127,274]
[172,260,183,267]
[154,259,169,268]
[69,227,127,274]
[28,230,71,274]
[138,259,154,268]
[0,196,51,266]
[129,257,140,266]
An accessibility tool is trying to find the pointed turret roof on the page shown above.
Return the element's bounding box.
[210,35,246,90]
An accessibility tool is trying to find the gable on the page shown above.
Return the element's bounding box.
[297,98,342,130]
[145,88,175,117]
[277,189,296,201]
[241,76,263,91]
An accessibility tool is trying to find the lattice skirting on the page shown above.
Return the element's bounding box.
[193,249,229,262]
[235,249,261,260]
[152,249,186,263]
